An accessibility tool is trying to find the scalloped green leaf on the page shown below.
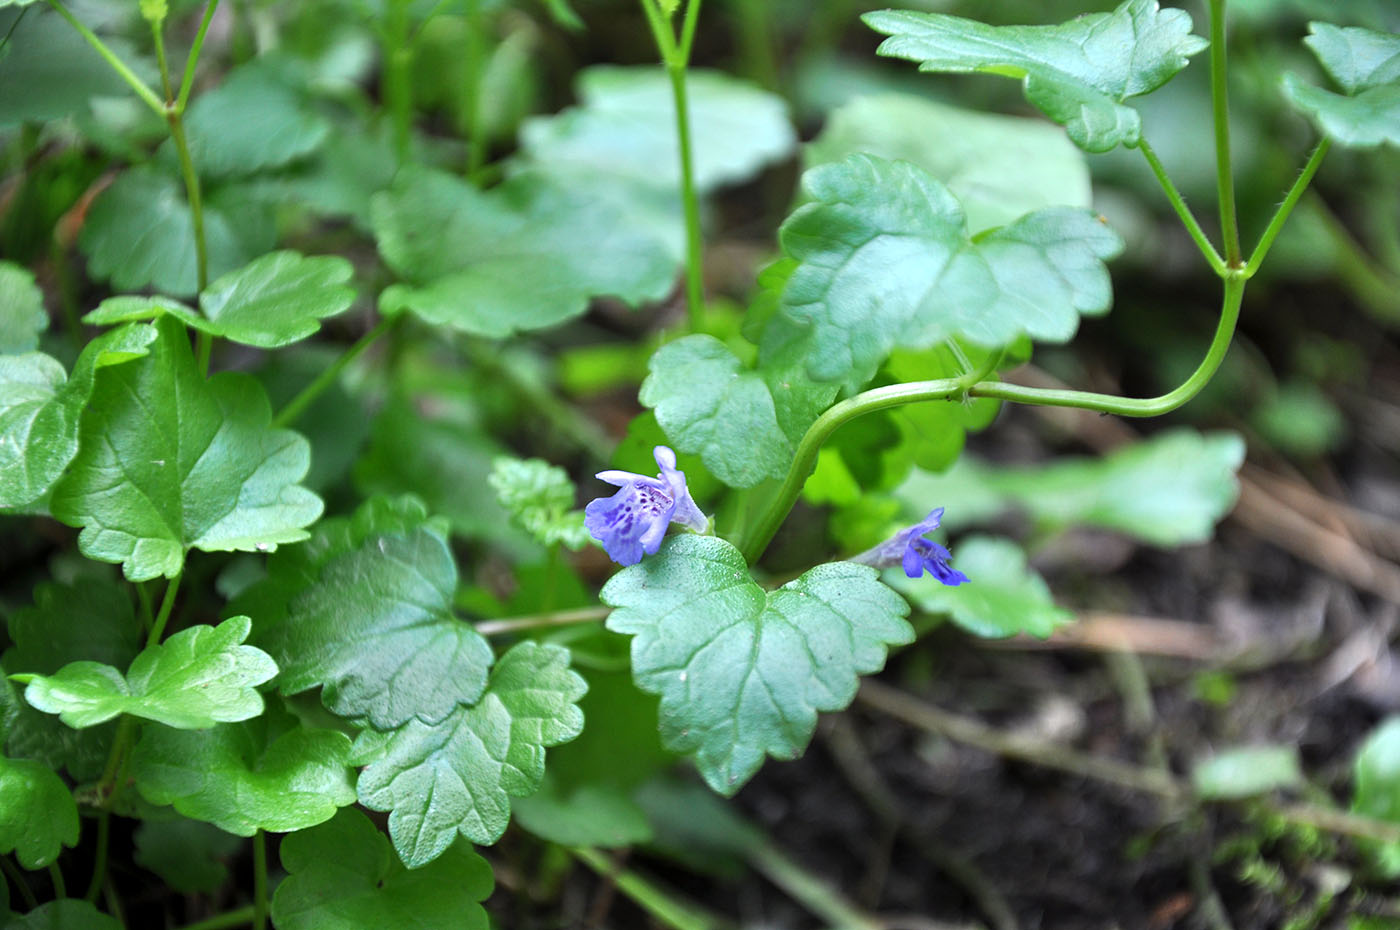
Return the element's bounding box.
[77,168,268,298]
[888,535,1071,639]
[863,0,1208,152]
[16,617,276,729]
[134,818,243,893]
[0,9,154,126]
[1283,23,1400,148]
[6,900,123,930]
[0,261,46,355]
[4,580,143,677]
[131,707,356,836]
[49,315,323,581]
[602,535,912,795]
[232,496,493,730]
[373,167,680,337]
[805,94,1091,233]
[488,457,589,550]
[520,65,796,191]
[781,154,1122,389]
[273,809,492,923]
[182,60,331,177]
[352,641,586,867]
[0,325,157,511]
[0,755,79,868]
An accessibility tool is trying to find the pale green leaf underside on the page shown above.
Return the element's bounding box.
[17,617,276,729]
[132,716,356,836]
[781,154,1122,389]
[603,535,912,795]
[864,0,1208,152]
[353,641,586,868]
[520,66,796,191]
[888,535,1071,639]
[0,326,158,512]
[87,252,357,349]
[0,261,47,355]
[1283,23,1400,148]
[374,167,680,337]
[901,429,1245,546]
[236,497,494,729]
[804,94,1091,233]
[49,315,323,581]
[0,755,79,868]
[273,809,493,923]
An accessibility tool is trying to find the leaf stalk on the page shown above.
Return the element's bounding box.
[1207,0,1242,266]
[271,315,395,429]
[1244,138,1331,277]
[1138,139,1227,276]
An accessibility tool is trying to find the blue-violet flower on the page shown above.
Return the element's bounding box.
[852,507,969,585]
[585,445,707,566]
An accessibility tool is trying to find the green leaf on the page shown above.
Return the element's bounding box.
[273,809,492,924]
[0,10,155,126]
[134,817,242,893]
[374,167,680,337]
[6,900,123,930]
[805,93,1091,233]
[488,457,590,549]
[513,778,653,848]
[0,261,46,354]
[781,154,1122,388]
[888,535,1071,639]
[520,66,796,191]
[16,616,277,729]
[1353,717,1400,876]
[182,60,331,176]
[1283,23,1400,148]
[131,707,356,836]
[0,754,79,868]
[233,496,493,729]
[353,641,586,867]
[49,315,323,581]
[1192,745,1303,800]
[4,580,143,675]
[0,325,158,511]
[902,429,1245,546]
[863,0,1208,152]
[602,535,912,795]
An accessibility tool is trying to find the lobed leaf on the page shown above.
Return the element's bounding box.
[131,708,356,836]
[1283,23,1400,148]
[888,535,1071,639]
[864,0,1208,152]
[49,315,323,581]
[603,535,912,795]
[4,580,143,676]
[234,496,494,729]
[520,66,796,191]
[181,60,331,176]
[374,167,680,337]
[16,616,277,729]
[272,809,493,924]
[488,457,590,549]
[781,154,1121,389]
[0,754,79,868]
[353,641,586,867]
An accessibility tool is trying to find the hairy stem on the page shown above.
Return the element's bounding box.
[1244,138,1331,277]
[151,18,174,100]
[1207,0,1241,266]
[1139,139,1227,276]
[272,315,395,429]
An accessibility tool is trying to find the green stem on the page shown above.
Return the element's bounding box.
[1,856,39,910]
[167,113,209,362]
[676,0,703,61]
[83,810,111,902]
[173,905,256,930]
[252,831,268,930]
[96,716,136,804]
[45,0,165,116]
[177,1,221,113]
[668,60,706,327]
[1243,138,1330,277]
[740,275,1248,563]
[462,0,488,178]
[271,315,394,428]
[747,843,882,930]
[47,863,66,899]
[150,19,174,100]
[474,606,610,637]
[732,0,779,90]
[384,0,414,162]
[1207,0,1241,267]
[571,847,717,930]
[147,572,183,647]
[1139,139,1227,276]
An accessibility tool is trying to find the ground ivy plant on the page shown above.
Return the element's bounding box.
[0,0,1396,926]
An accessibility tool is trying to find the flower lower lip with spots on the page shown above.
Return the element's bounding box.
[584,445,707,566]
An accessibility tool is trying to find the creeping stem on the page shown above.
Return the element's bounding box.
[1207,0,1241,266]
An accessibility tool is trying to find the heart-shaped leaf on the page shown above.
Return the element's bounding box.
[602,535,912,795]
[1283,23,1400,148]
[49,315,323,581]
[16,617,276,729]
[864,0,1208,152]
[0,755,79,868]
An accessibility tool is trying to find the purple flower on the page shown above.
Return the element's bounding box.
[853,507,969,586]
[585,446,707,566]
